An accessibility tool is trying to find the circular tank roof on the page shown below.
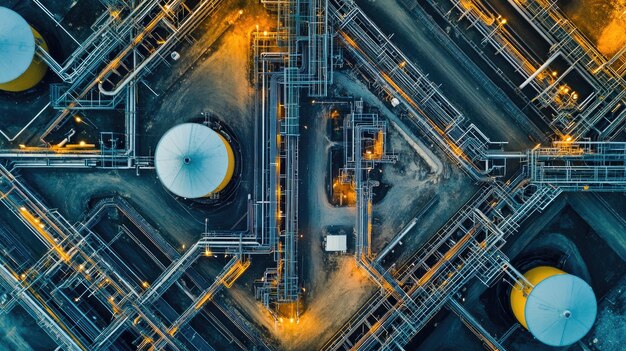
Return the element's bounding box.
[0,7,36,84]
[155,123,233,199]
[525,274,597,347]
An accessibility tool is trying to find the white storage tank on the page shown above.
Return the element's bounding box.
[510,266,597,347]
[0,7,49,92]
[155,123,235,198]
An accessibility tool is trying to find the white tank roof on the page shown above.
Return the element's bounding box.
[155,123,232,198]
[0,7,36,84]
[525,274,597,347]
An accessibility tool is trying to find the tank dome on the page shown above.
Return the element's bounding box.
[155,123,235,198]
[510,266,597,347]
[0,7,35,84]
[0,6,48,92]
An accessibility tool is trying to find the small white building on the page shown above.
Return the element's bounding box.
[325,235,347,253]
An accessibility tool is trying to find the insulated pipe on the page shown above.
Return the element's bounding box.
[483,151,526,159]
[375,218,416,263]
[374,196,438,264]
[519,51,560,90]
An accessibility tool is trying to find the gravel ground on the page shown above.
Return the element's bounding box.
[586,275,626,351]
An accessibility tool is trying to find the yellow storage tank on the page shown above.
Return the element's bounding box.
[0,7,49,92]
[510,266,597,346]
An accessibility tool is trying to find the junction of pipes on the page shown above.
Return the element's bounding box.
[0,0,625,350]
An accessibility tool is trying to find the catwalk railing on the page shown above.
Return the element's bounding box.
[527,141,626,191]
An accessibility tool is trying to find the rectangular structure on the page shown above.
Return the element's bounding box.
[325,235,347,252]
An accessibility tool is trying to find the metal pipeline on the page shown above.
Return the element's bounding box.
[33,0,165,82]
[99,0,219,96]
